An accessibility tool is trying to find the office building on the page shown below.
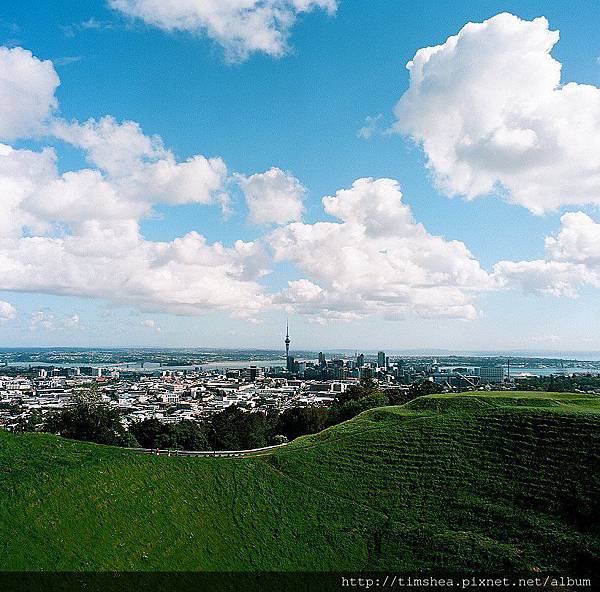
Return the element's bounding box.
[477,366,505,384]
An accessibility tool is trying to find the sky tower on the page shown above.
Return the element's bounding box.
[285,322,290,361]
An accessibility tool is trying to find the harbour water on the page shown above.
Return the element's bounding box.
[4,359,599,376]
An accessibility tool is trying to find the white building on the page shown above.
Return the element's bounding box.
[477,366,505,384]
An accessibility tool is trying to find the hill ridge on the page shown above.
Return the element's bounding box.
[0,391,598,572]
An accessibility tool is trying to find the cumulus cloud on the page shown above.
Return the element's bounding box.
[0,144,152,233]
[493,212,600,296]
[0,144,58,238]
[0,300,16,323]
[545,212,600,264]
[0,43,528,326]
[275,279,364,323]
[0,128,229,238]
[109,0,338,61]
[269,178,494,321]
[52,117,229,208]
[393,12,600,213]
[0,52,229,229]
[238,167,306,225]
[0,45,270,320]
[0,224,271,319]
[0,46,59,140]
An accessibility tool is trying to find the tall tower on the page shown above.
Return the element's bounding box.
[285,322,294,372]
[285,322,291,363]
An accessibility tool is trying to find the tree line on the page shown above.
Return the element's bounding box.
[516,374,600,393]
[12,380,443,450]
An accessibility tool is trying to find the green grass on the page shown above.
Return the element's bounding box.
[1,391,598,572]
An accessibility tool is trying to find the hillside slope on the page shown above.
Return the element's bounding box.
[0,392,598,572]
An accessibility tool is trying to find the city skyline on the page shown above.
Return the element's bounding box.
[1,1,600,350]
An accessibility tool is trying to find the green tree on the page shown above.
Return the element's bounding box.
[129,418,210,450]
[408,380,444,398]
[43,400,136,447]
[272,434,289,445]
[168,420,210,450]
[12,409,44,433]
[209,406,270,450]
[328,392,390,425]
[336,378,379,404]
[276,406,329,441]
[386,387,428,406]
[129,417,164,448]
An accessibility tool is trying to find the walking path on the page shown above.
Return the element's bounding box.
[131,443,287,458]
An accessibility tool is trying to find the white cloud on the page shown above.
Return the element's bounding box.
[545,211,600,265]
[238,167,306,225]
[0,46,59,140]
[65,313,81,327]
[54,56,83,67]
[493,212,600,296]
[61,18,117,38]
[0,140,158,234]
[0,46,270,321]
[140,318,162,332]
[0,144,58,238]
[0,56,174,230]
[109,0,337,61]
[53,116,162,176]
[30,311,56,331]
[275,279,364,323]
[357,114,382,140]
[0,43,525,327]
[52,117,229,208]
[393,12,600,214]
[0,300,16,323]
[0,226,271,319]
[493,259,587,298]
[29,310,81,331]
[81,17,114,31]
[269,178,493,321]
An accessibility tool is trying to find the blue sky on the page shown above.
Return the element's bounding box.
[1,0,600,350]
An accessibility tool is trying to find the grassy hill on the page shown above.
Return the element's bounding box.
[0,391,598,573]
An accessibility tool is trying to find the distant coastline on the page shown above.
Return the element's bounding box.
[1,347,600,376]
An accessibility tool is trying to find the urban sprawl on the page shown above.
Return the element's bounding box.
[1,332,597,431]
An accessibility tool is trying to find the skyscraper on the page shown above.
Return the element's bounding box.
[377,351,386,368]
